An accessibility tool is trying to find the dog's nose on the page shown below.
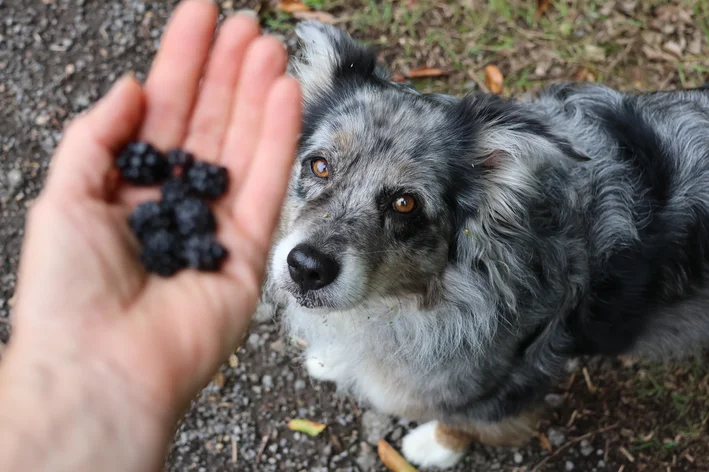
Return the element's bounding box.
[287,244,340,292]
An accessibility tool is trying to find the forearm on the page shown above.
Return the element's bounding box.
[0,339,172,472]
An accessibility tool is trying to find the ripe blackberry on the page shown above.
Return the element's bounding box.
[160,177,192,206]
[183,234,228,271]
[173,198,216,236]
[129,201,174,240]
[116,141,170,185]
[140,230,186,276]
[185,162,229,200]
[166,148,194,173]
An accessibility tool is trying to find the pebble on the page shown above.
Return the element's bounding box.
[356,442,378,470]
[513,452,523,464]
[580,439,594,457]
[547,428,566,448]
[361,410,393,445]
[390,426,403,442]
[246,332,260,349]
[544,393,565,409]
[7,169,23,192]
[565,460,575,471]
[262,375,274,389]
[294,379,306,391]
[564,358,581,373]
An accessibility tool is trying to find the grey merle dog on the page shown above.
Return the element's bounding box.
[264,21,709,468]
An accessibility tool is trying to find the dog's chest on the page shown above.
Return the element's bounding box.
[284,304,432,419]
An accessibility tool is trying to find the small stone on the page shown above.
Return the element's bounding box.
[547,428,566,448]
[580,439,594,456]
[247,332,260,349]
[35,113,50,125]
[361,410,392,445]
[270,338,286,354]
[390,427,403,442]
[565,358,580,373]
[513,452,523,464]
[262,375,274,389]
[598,460,606,467]
[356,442,377,470]
[294,379,306,391]
[565,460,575,471]
[7,169,23,192]
[545,393,565,409]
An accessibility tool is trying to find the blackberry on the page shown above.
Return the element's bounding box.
[173,198,216,236]
[128,201,174,240]
[160,177,192,206]
[185,162,229,200]
[116,141,170,185]
[140,230,186,276]
[183,234,228,271]
[166,148,195,173]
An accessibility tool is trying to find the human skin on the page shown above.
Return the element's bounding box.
[0,1,301,470]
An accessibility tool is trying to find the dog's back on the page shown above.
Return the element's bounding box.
[530,84,709,358]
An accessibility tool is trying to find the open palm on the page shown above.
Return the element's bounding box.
[11,0,300,422]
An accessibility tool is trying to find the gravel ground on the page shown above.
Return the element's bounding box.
[1,1,709,471]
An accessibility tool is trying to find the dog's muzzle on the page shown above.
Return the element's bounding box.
[286,243,340,292]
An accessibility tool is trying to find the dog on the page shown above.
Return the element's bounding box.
[264,21,709,469]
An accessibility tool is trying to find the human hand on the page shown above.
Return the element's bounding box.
[0,1,300,470]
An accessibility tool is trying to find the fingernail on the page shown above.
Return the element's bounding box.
[235,8,257,18]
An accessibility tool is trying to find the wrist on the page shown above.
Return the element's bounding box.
[0,337,173,472]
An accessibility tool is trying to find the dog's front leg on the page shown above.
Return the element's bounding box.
[401,411,538,469]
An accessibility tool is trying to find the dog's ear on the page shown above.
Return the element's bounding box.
[291,21,387,102]
[449,94,589,220]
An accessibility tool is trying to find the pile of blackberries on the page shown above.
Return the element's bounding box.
[116,141,229,277]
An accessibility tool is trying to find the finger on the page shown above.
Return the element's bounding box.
[47,75,144,200]
[182,13,260,162]
[139,0,218,150]
[232,77,301,272]
[219,36,288,194]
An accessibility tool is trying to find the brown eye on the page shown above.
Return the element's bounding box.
[393,194,416,214]
[311,158,329,178]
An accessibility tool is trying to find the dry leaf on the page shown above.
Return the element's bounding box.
[287,419,327,437]
[484,64,504,94]
[292,10,337,23]
[276,0,311,13]
[537,432,553,451]
[378,440,419,472]
[406,67,448,79]
[536,0,551,16]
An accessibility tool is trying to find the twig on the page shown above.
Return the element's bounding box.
[255,433,269,464]
[583,367,597,392]
[231,437,238,464]
[531,423,619,472]
[566,409,578,428]
[618,446,635,463]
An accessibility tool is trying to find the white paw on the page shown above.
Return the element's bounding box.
[401,421,466,469]
[304,352,343,382]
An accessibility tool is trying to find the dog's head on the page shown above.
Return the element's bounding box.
[269,22,586,311]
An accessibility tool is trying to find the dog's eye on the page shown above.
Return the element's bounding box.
[311,158,329,178]
[393,194,416,214]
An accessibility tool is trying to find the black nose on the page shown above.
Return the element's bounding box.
[287,244,340,292]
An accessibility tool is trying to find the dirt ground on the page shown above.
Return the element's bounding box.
[1,0,709,471]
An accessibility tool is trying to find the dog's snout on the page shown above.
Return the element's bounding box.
[287,244,340,292]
